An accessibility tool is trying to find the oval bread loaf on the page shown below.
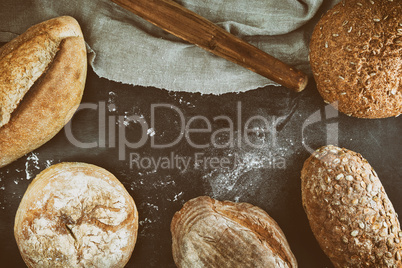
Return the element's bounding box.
[0,16,87,168]
[171,196,298,268]
[301,145,402,267]
[309,0,402,118]
[14,162,138,268]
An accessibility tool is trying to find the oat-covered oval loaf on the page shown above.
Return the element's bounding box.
[309,0,402,118]
[14,162,138,268]
[301,145,402,267]
[171,196,298,268]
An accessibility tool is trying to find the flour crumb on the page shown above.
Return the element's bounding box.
[147,128,155,137]
[108,91,118,112]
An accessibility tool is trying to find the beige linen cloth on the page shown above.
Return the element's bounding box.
[0,0,339,94]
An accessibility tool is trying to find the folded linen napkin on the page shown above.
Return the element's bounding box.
[0,0,340,94]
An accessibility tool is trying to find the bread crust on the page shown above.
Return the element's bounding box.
[309,0,402,118]
[301,145,402,267]
[0,16,84,127]
[14,162,138,268]
[171,196,298,268]
[0,16,87,168]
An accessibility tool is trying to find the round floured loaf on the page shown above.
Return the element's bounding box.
[301,145,402,267]
[171,196,298,268]
[14,162,138,268]
[309,0,402,118]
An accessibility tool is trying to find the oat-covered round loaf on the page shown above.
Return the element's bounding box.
[14,162,138,268]
[301,145,402,267]
[309,0,402,118]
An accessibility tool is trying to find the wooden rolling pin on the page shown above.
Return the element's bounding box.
[112,0,308,92]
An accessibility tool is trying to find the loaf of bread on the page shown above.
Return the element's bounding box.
[14,162,138,267]
[309,0,401,118]
[171,196,298,267]
[301,145,402,267]
[0,16,87,167]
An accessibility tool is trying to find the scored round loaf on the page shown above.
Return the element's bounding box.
[309,0,402,118]
[301,145,402,267]
[171,196,298,268]
[14,162,138,268]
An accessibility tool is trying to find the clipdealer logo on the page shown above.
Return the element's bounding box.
[301,102,339,153]
[64,101,339,171]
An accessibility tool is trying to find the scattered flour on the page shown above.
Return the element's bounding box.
[0,152,55,210]
[202,132,294,204]
[170,191,184,202]
[25,152,41,180]
[147,128,156,137]
[108,91,117,112]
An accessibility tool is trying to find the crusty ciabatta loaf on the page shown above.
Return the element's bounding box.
[171,196,298,268]
[301,145,402,267]
[14,162,138,268]
[0,16,87,168]
[309,0,402,118]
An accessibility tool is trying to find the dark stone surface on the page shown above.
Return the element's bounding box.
[0,67,401,267]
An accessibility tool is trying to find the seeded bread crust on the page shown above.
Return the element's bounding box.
[171,196,298,268]
[301,145,402,267]
[14,162,138,268]
[0,16,87,168]
[309,0,402,118]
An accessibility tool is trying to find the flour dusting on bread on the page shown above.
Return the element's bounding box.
[14,162,138,268]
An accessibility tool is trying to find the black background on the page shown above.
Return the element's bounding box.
[0,65,401,267]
